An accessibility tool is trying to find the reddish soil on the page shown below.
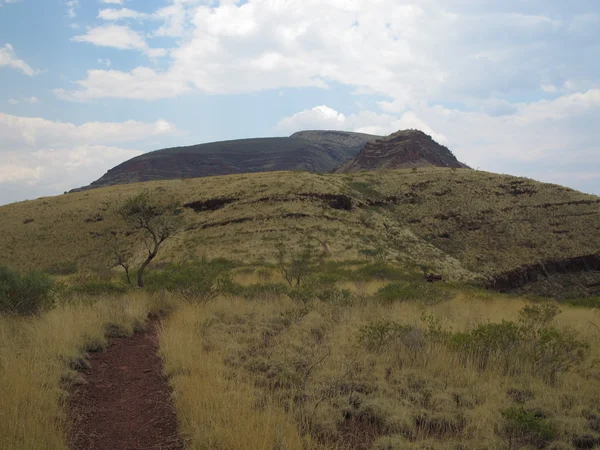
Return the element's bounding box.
[68,322,184,450]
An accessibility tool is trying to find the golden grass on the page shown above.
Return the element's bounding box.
[1,168,599,286]
[160,302,314,450]
[0,293,156,450]
[158,286,600,449]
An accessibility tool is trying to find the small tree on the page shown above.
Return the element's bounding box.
[275,239,323,287]
[117,192,183,288]
[106,231,134,285]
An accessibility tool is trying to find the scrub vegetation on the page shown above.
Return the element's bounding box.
[2,167,600,449]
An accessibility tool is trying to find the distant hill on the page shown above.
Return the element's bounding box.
[5,168,600,298]
[72,130,381,191]
[336,129,468,173]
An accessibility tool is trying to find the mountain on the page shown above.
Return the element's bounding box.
[336,129,468,173]
[4,168,600,298]
[72,130,381,191]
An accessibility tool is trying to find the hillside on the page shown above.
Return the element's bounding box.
[336,129,468,173]
[72,130,381,191]
[3,168,600,297]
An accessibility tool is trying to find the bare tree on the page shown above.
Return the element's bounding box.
[275,239,323,287]
[117,192,183,288]
[106,231,133,285]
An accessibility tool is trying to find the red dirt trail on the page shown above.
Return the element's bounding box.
[68,322,184,450]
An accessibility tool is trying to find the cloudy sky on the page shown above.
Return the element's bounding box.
[1,0,599,205]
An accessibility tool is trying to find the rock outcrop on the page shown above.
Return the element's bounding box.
[336,129,468,173]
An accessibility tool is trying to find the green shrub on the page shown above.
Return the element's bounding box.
[0,266,54,315]
[451,321,523,373]
[230,283,289,300]
[145,259,232,303]
[347,181,382,199]
[501,407,557,448]
[356,262,410,281]
[450,306,589,381]
[358,320,420,353]
[376,282,449,305]
[288,286,315,304]
[316,287,354,305]
[44,260,78,276]
[530,327,589,382]
[563,296,600,308]
[519,303,561,328]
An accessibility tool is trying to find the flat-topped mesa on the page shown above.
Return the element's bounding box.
[71,130,382,192]
[336,129,469,173]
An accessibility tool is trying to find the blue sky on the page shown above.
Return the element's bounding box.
[1,0,599,205]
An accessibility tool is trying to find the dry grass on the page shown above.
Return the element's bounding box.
[1,169,599,287]
[0,292,157,450]
[160,301,315,450]
[158,285,600,450]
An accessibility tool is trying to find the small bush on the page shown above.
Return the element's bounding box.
[356,262,410,281]
[230,283,289,300]
[377,282,449,305]
[288,286,316,304]
[451,321,522,373]
[563,296,600,308]
[0,266,54,315]
[501,407,557,448]
[316,287,354,305]
[519,303,561,328]
[44,260,78,276]
[450,305,590,381]
[358,320,420,353]
[347,181,382,199]
[145,259,232,303]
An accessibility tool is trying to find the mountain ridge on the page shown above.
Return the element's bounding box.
[71,129,467,192]
[72,130,382,192]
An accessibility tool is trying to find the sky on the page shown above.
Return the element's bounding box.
[1,0,599,205]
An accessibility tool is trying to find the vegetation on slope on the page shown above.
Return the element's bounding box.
[2,168,599,295]
[2,258,600,449]
[158,266,600,450]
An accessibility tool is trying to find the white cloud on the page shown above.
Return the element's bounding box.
[98,8,151,21]
[66,0,79,18]
[97,58,111,67]
[7,96,39,105]
[54,67,190,101]
[0,114,178,204]
[0,113,177,148]
[0,43,37,76]
[278,106,347,132]
[58,0,597,105]
[100,0,124,4]
[277,106,447,143]
[72,25,166,57]
[278,89,600,188]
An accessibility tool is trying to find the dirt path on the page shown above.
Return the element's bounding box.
[68,322,184,450]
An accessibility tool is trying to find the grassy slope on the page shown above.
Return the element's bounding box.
[1,168,599,283]
[160,288,600,450]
